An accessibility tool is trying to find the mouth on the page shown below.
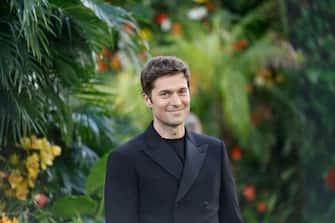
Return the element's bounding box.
[168,109,184,113]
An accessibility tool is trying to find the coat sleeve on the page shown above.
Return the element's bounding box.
[104,150,138,223]
[219,141,244,223]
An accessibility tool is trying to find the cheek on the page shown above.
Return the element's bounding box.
[155,101,169,111]
[183,97,191,105]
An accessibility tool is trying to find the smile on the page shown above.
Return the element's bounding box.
[168,109,184,112]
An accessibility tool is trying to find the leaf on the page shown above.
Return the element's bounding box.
[80,0,136,29]
[220,68,251,145]
[0,0,140,146]
[85,153,109,195]
[52,195,97,218]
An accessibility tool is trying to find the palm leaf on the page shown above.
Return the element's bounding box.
[0,0,141,146]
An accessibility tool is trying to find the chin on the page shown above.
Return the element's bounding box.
[155,114,187,128]
[166,119,185,127]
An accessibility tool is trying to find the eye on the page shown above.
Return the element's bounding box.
[179,88,188,95]
[159,91,170,97]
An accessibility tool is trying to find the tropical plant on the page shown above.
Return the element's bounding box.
[0,0,143,146]
[282,0,335,222]
[0,0,143,222]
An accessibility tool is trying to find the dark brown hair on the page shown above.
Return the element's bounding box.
[140,56,190,96]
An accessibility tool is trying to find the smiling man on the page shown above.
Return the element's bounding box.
[104,56,243,223]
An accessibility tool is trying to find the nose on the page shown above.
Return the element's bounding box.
[170,93,182,106]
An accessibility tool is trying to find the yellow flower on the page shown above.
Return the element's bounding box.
[19,136,61,172]
[8,171,23,189]
[19,137,31,150]
[40,138,52,152]
[25,153,40,173]
[27,177,36,188]
[1,212,20,223]
[15,181,29,201]
[27,171,38,188]
[31,135,42,150]
[28,168,39,178]
[51,145,61,157]
[139,28,152,41]
[1,212,9,222]
[40,150,53,170]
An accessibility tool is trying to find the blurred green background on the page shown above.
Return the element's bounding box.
[0,0,334,222]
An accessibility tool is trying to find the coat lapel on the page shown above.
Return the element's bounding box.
[176,131,208,202]
[142,123,208,201]
[142,123,183,179]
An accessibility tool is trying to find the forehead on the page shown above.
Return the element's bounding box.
[152,73,188,91]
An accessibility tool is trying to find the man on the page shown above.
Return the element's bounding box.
[104,56,243,223]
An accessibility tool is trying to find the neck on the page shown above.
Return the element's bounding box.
[153,121,185,139]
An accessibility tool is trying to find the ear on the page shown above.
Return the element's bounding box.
[143,93,153,108]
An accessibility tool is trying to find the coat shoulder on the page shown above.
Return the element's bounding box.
[112,133,145,155]
[190,131,223,148]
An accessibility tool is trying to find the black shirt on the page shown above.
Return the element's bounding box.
[151,124,186,165]
[163,137,186,165]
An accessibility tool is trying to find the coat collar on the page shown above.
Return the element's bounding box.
[142,122,208,202]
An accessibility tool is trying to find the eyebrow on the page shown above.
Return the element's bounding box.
[159,87,188,93]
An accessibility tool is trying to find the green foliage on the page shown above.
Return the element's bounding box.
[283,0,335,221]
[52,195,97,218]
[0,0,142,146]
[220,69,250,144]
[0,0,141,222]
[85,153,109,195]
[98,70,152,130]
[1,0,333,222]
[50,152,109,220]
[155,2,289,145]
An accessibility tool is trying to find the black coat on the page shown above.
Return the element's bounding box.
[104,123,243,223]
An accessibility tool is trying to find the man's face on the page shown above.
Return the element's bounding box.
[144,72,190,128]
